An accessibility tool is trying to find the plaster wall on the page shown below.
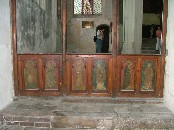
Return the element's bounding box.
[164,0,174,113]
[0,0,14,110]
[16,0,62,54]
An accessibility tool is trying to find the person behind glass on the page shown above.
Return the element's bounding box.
[150,24,154,38]
[95,29,104,53]
[156,26,162,52]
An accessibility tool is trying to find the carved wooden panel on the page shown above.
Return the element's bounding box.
[18,55,62,96]
[17,54,161,97]
[92,59,107,91]
[24,60,38,89]
[120,60,136,91]
[117,55,161,97]
[44,60,58,90]
[141,60,156,91]
[72,59,87,91]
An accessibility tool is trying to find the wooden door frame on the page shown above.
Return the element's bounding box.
[11,0,167,97]
[160,0,168,97]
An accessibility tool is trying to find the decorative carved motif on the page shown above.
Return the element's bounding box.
[121,60,135,91]
[24,60,38,89]
[45,60,58,89]
[92,60,107,91]
[72,59,87,90]
[141,61,155,91]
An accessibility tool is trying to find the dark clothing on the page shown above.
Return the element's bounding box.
[95,39,103,53]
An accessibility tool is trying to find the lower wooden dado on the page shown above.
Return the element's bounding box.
[17,54,162,97]
[18,55,63,96]
[66,55,113,97]
[116,55,161,97]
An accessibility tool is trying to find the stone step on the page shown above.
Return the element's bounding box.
[51,112,174,129]
[62,97,164,104]
[141,47,155,49]
[0,97,174,130]
[1,112,174,129]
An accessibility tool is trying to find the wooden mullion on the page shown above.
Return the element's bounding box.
[82,0,84,14]
[112,0,118,97]
[62,0,67,95]
[92,0,94,15]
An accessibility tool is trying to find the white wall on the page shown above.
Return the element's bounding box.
[0,0,14,110]
[164,0,174,113]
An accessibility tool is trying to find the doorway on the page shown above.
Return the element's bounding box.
[96,24,110,53]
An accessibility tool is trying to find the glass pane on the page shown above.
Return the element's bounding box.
[68,0,112,54]
[118,0,163,55]
[93,0,102,14]
[74,0,82,14]
[83,0,92,14]
[16,0,62,54]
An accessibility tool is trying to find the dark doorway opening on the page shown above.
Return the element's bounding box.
[96,24,110,53]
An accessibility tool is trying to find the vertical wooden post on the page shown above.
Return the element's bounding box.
[160,0,168,97]
[11,0,19,96]
[112,0,118,97]
[62,0,67,95]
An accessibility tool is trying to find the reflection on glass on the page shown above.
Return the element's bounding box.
[16,0,62,54]
[118,0,163,55]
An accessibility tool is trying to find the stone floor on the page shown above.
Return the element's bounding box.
[0,96,174,130]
